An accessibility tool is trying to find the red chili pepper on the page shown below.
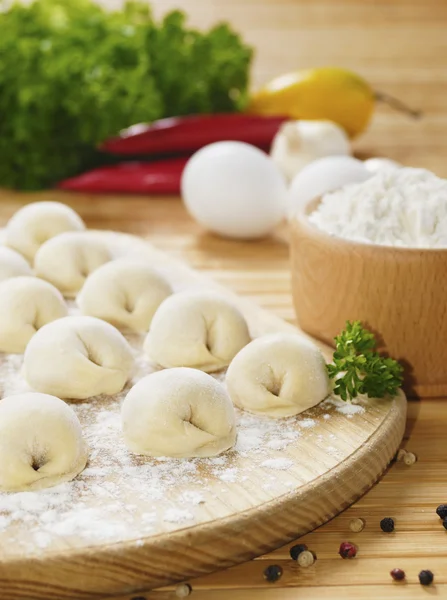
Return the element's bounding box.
[58,157,188,194]
[100,113,288,156]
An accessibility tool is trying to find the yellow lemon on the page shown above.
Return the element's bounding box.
[248,67,376,138]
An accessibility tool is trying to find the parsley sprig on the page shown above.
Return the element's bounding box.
[327,321,403,401]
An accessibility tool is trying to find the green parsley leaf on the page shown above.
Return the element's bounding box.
[327,320,404,401]
[0,0,253,189]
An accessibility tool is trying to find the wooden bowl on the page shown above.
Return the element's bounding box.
[290,197,447,398]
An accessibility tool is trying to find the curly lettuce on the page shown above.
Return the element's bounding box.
[0,0,252,189]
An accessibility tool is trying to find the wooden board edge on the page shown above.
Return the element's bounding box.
[0,393,406,599]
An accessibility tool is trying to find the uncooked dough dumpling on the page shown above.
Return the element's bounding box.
[34,232,111,297]
[0,393,88,492]
[144,291,250,372]
[226,333,330,418]
[77,260,172,333]
[24,316,134,400]
[0,247,33,282]
[0,276,68,353]
[122,367,236,458]
[5,201,85,262]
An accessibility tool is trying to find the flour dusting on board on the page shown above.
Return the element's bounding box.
[0,307,374,555]
[323,396,367,416]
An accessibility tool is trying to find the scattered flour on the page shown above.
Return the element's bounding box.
[261,458,294,470]
[335,403,365,416]
[0,305,371,555]
[163,509,194,524]
[266,438,292,451]
[181,491,205,505]
[214,468,239,483]
[324,396,366,416]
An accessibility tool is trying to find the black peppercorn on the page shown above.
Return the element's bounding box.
[380,517,395,532]
[390,568,405,581]
[436,504,447,519]
[263,564,283,582]
[442,518,447,530]
[289,543,308,560]
[418,570,434,586]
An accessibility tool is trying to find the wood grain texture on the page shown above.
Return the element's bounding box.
[290,197,447,399]
[1,0,446,597]
[0,230,406,599]
[120,401,446,600]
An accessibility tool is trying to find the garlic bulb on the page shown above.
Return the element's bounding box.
[364,157,401,173]
[270,120,351,182]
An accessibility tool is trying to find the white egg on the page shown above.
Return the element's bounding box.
[364,157,402,174]
[181,142,287,239]
[288,155,372,217]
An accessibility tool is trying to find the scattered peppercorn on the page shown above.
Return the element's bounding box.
[436,504,447,519]
[297,550,315,567]
[418,570,434,586]
[263,565,283,583]
[339,541,357,559]
[403,452,417,466]
[442,517,447,530]
[349,517,365,533]
[289,543,308,561]
[390,568,405,581]
[380,517,395,532]
[175,583,192,598]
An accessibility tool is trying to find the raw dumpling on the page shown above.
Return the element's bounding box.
[5,201,85,262]
[121,367,236,458]
[24,316,134,400]
[144,291,250,372]
[34,232,111,297]
[226,333,330,418]
[0,276,68,353]
[0,247,33,282]
[0,393,88,492]
[77,260,172,333]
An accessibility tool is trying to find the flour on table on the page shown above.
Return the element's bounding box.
[324,397,367,416]
[261,458,294,470]
[163,509,195,524]
[181,491,205,505]
[0,301,370,555]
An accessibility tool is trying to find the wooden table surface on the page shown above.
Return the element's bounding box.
[0,191,444,599]
[4,0,447,597]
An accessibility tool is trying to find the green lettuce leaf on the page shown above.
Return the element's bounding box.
[0,0,253,189]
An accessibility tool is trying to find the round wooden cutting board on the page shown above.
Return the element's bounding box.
[0,232,407,600]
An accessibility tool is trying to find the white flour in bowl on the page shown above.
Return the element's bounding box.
[308,167,447,248]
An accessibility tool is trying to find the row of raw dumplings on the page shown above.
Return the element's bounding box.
[0,202,330,493]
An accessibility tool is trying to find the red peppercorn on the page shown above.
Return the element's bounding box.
[339,541,357,559]
[390,568,405,581]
